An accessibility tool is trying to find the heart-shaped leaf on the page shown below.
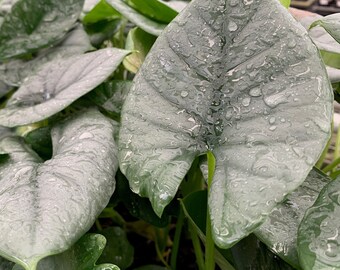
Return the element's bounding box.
[255,168,330,269]
[106,0,167,36]
[298,176,340,270]
[0,25,93,87]
[0,48,130,127]
[118,0,333,248]
[0,109,118,269]
[0,0,84,60]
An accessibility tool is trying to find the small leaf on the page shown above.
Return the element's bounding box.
[0,25,94,87]
[97,227,134,269]
[118,0,333,248]
[0,109,119,269]
[123,28,157,73]
[82,0,120,24]
[310,14,340,44]
[106,0,167,36]
[255,168,330,269]
[279,0,290,8]
[0,48,130,127]
[37,234,119,270]
[0,0,84,60]
[298,176,340,269]
[124,0,178,23]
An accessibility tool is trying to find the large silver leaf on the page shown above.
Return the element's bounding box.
[0,48,129,127]
[118,0,333,248]
[0,109,118,269]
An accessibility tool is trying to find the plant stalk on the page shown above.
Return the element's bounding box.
[170,208,185,269]
[205,151,216,270]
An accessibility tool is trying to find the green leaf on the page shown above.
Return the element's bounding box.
[0,256,15,270]
[106,0,167,36]
[0,25,94,87]
[0,48,130,127]
[37,234,119,270]
[279,0,290,8]
[24,127,52,160]
[118,0,333,248]
[310,14,340,44]
[0,109,119,269]
[83,0,120,24]
[124,0,178,23]
[298,176,340,269]
[97,227,134,269]
[123,27,157,73]
[255,168,330,269]
[0,0,84,60]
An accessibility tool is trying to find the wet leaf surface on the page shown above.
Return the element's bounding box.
[106,0,167,36]
[0,48,129,127]
[118,0,333,248]
[0,109,119,269]
[255,168,330,269]
[298,176,340,270]
[0,0,84,60]
[0,25,93,87]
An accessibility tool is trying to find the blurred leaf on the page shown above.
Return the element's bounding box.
[0,48,129,127]
[83,0,120,24]
[0,0,84,60]
[298,176,340,270]
[37,234,119,270]
[255,168,330,269]
[310,14,340,44]
[106,0,166,36]
[85,19,122,47]
[97,227,134,269]
[124,0,178,23]
[159,0,187,12]
[0,256,15,270]
[326,66,340,83]
[0,25,93,87]
[279,0,290,8]
[123,28,157,73]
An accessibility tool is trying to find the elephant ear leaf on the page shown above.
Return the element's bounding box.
[0,109,118,270]
[118,0,333,248]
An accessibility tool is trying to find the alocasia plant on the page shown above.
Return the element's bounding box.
[118,0,333,249]
[0,109,119,269]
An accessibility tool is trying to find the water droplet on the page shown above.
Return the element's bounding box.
[79,132,93,139]
[269,117,276,124]
[243,0,253,5]
[249,87,262,97]
[228,21,238,32]
[242,97,251,107]
[181,91,188,97]
[269,125,277,131]
[287,39,296,49]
